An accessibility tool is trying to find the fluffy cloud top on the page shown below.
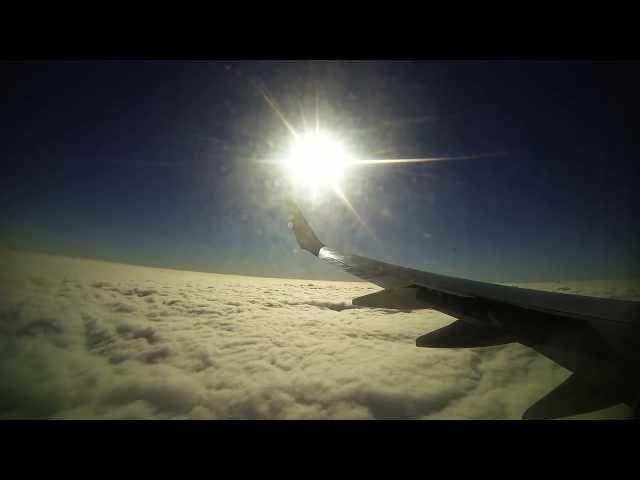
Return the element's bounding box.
[0,248,635,419]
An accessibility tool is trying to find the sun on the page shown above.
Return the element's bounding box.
[282,131,353,191]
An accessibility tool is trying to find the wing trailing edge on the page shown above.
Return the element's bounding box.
[353,287,429,310]
[416,319,517,348]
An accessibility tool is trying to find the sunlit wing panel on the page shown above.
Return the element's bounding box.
[318,247,640,325]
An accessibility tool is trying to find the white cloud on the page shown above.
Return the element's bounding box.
[0,248,635,419]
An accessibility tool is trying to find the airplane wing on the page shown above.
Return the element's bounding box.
[286,200,640,419]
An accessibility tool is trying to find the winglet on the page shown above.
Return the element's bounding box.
[286,199,324,256]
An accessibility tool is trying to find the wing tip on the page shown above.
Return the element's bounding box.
[287,199,324,256]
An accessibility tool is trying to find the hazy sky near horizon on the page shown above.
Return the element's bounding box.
[1,60,639,281]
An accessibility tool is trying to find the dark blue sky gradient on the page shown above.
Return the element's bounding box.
[1,60,638,281]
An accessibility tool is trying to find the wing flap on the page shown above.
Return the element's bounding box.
[416,319,516,348]
[352,287,429,310]
[523,373,623,420]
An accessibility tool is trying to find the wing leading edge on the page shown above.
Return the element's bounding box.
[287,200,640,419]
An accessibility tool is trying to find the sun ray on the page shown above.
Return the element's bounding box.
[298,98,308,133]
[332,186,380,242]
[315,90,320,134]
[353,151,508,165]
[253,82,298,138]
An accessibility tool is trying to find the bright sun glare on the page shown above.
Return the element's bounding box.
[282,132,353,191]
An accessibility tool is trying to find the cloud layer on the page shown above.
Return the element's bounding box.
[0,249,635,419]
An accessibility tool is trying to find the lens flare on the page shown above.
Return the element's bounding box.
[282,131,353,191]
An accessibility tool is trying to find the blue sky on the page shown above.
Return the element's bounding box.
[1,60,638,281]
